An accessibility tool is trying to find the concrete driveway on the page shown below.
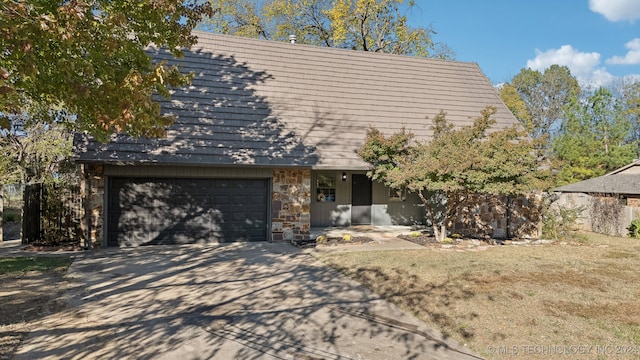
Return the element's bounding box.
[14,242,481,359]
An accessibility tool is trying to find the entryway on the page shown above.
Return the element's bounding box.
[351,174,372,225]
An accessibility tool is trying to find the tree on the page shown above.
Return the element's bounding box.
[0,0,212,141]
[553,87,637,184]
[204,0,453,58]
[509,65,580,143]
[499,83,531,131]
[358,106,548,241]
[618,79,640,148]
[0,116,74,184]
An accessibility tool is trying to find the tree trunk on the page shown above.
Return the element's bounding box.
[432,224,447,242]
[440,224,447,242]
[418,190,448,242]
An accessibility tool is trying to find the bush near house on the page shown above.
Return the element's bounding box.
[2,208,20,223]
[628,219,640,238]
[542,204,585,240]
[358,106,550,242]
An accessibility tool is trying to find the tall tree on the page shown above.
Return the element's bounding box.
[509,65,580,143]
[0,116,74,184]
[204,0,453,58]
[359,106,547,241]
[618,79,640,150]
[499,83,531,131]
[553,87,637,184]
[0,0,212,141]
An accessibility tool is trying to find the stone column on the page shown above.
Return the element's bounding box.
[81,164,105,249]
[271,168,311,243]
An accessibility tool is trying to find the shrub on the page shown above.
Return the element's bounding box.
[590,196,623,236]
[542,204,585,240]
[315,235,327,244]
[410,231,422,237]
[342,234,352,242]
[628,219,640,239]
[3,209,20,223]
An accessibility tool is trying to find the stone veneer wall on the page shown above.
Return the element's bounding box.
[451,192,544,239]
[271,169,311,242]
[81,163,104,248]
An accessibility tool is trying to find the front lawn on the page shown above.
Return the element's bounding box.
[0,256,72,275]
[316,233,640,359]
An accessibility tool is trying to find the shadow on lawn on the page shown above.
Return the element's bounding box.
[333,265,479,342]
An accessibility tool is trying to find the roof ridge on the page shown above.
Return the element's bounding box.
[190,30,477,67]
[605,158,640,176]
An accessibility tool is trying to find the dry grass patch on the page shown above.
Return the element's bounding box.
[0,257,72,359]
[316,232,640,359]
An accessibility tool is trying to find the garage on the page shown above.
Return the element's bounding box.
[107,177,269,246]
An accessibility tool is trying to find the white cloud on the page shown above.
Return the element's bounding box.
[527,45,601,77]
[526,45,615,88]
[580,69,617,90]
[606,38,640,65]
[589,0,640,22]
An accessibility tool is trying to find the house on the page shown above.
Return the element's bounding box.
[554,159,640,205]
[554,159,640,236]
[74,31,520,247]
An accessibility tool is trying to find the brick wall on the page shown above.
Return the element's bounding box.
[271,169,311,242]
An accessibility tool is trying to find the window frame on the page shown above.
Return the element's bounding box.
[315,173,337,203]
[388,186,406,202]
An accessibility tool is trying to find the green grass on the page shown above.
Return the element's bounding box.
[0,257,72,275]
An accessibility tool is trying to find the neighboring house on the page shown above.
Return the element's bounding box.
[555,159,640,205]
[554,159,640,236]
[74,31,520,247]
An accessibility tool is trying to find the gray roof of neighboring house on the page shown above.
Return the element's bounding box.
[74,31,520,169]
[554,160,640,195]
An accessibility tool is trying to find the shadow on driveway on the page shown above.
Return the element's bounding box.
[14,242,481,359]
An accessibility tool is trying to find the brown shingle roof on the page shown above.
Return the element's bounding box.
[74,31,519,169]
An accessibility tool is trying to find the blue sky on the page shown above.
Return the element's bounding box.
[410,0,640,87]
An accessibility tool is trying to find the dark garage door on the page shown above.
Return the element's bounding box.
[108,177,269,246]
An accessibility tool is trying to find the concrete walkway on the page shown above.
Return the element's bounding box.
[11,242,481,360]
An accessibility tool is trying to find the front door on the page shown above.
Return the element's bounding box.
[351,174,372,225]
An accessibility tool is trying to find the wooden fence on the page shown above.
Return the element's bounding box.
[554,192,640,237]
[22,183,82,246]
